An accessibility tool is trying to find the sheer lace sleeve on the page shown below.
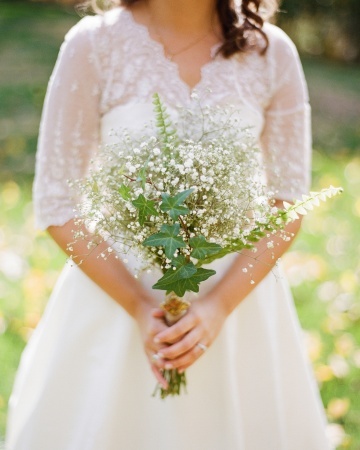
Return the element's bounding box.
[33,16,101,230]
[260,26,311,201]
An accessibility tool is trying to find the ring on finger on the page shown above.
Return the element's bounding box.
[196,342,208,352]
[151,353,160,362]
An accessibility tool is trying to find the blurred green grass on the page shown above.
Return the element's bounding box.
[0,1,360,448]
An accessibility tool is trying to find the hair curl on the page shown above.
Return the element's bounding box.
[90,0,278,57]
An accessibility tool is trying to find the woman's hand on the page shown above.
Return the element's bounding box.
[152,295,227,373]
[134,302,170,388]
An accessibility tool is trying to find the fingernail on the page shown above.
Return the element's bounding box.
[157,352,164,359]
[165,363,172,370]
[154,337,160,344]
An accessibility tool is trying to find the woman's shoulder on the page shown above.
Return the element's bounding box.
[263,22,300,60]
[63,7,126,46]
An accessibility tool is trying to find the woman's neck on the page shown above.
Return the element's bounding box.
[141,0,217,34]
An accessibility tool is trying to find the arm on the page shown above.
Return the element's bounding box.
[48,219,157,317]
[194,203,303,319]
[34,18,169,387]
[48,220,170,387]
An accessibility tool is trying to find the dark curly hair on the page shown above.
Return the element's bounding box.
[90,0,278,57]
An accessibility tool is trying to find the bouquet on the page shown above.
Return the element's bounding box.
[69,94,342,398]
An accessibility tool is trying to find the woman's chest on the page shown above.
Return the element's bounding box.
[95,12,274,139]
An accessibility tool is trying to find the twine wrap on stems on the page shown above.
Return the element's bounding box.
[161,292,190,326]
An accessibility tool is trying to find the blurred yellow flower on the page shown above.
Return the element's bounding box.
[314,364,334,383]
[344,158,360,186]
[335,334,355,357]
[22,269,48,309]
[1,180,21,209]
[323,313,348,334]
[319,174,341,190]
[327,398,350,420]
[304,331,323,362]
[328,354,349,378]
[353,198,360,217]
[340,270,358,293]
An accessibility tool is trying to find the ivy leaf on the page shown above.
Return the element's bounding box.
[142,223,186,259]
[189,235,222,260]
[160,189,194,220]
[190,267,216,284]
[118,184,131,201]
[196,245,240,267]
[152,260,197,295]
[132,194,159,226]
[172,254,187,268]
[170,189,194,205]
[166,278,200,297]
[152,262,216,297]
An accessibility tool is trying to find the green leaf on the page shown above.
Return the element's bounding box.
[152,261,197,293]
[191,267,216,283]
[136,166,147,190]
[152,263,216,297]
[167,278,201,297]
[152,93,178,147]
[163,204,189,221]
[172,254,187,268]
[171,189,194,205]
[189,235,222,260]
[246,235,262,242]
[131,194,159,226]
[142,223,187,259]
[118,184,131,201]
[160,189,194,220]
[92,180,99,194]
[196,243,245,267]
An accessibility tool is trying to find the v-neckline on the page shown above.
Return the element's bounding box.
[122,8,222,95]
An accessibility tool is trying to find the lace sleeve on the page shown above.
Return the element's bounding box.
[260,26,312,202]
[33,17,101,230]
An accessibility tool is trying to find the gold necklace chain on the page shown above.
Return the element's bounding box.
[148,8,214,61]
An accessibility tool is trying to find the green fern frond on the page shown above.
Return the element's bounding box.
[152,93,178,149]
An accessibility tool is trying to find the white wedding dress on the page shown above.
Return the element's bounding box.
[6,8,332,450]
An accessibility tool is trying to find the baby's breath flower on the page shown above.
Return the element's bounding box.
[70,98,341,291]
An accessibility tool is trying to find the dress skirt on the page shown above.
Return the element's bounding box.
[6,259,331,450]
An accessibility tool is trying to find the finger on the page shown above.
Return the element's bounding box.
[154,313,197,344]
[145,337,169,358]
[162,344,206,371]
[157,329,200,360]
[148,351,167,372]
[151,365,168,389]
[177,344,208,372]
[146,317,169,343]
[152,308,165,319]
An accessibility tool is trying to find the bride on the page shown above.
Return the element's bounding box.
[6,0,332,448]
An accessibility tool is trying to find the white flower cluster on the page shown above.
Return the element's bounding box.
[70,100,342,271]
[72,108,273,269]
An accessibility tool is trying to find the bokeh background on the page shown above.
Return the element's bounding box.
[0,0,359,447]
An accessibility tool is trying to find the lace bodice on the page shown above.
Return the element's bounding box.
[33,8,311,230]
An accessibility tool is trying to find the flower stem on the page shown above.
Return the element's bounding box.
[153,370,187,399]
